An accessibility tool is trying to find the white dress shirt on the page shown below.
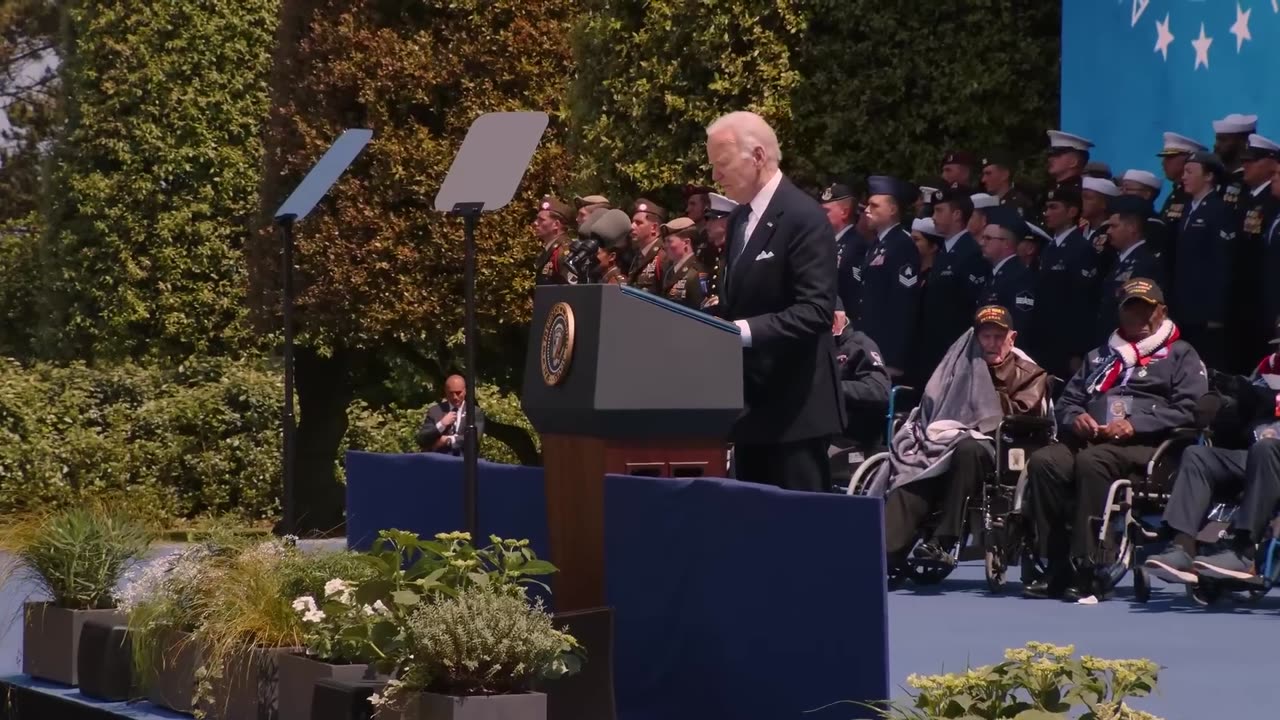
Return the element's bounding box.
[734,170,785,346]
[991,254,1016,276]
[1117,239,1146,264]
[944,231,966,253]
[1052,227,1074,247]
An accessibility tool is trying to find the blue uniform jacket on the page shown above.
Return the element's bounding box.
[855,224,920,371]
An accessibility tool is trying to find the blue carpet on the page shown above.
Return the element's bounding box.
[888,561,1280,718]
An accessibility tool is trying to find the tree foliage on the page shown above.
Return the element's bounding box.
[570,0,1060,197]
[253,0,575,363]
[36,0,279,362]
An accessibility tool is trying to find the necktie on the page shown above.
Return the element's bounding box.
[731,208,751,261]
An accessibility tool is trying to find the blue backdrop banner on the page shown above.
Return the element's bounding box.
[1062,1,1280,192]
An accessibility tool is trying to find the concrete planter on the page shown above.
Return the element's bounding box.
[276,653,368,720]
[378,691,547,720]
[21,603,123,686]
[146,629,200,714]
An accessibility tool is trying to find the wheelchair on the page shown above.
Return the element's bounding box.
[832,385,916,493]
[980,413,1057,593]
[1186,514,1280,606]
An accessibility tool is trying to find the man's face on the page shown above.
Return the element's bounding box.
[1243,157,1277,188]
[444,378,466,407]
[1106,214,1137,248]
[1181,163,1212,196]
[631,212,660,247]
[1162,154,1188,182]
[981,164,1010,193]
[1047,150,1076,179]
[823,200,852,233]
[1016,239,1039,267]
[864,194,899,232]
[706,216,729,248]
[1271,164,1280,200]
[1043,201,1076,232]
[1120,180,1156,200]
[941,163,970,187]
[1214,133,1247,164]
[1082,190,1108,221]
[981,227,1013,263]
[664,235,690,263]
[707,131,764,204]
[968,209,988,238]
[1118,301,1164,341]
[533,211,562,242]
[685,194,709,223]
[977,324,1015,365]
[931,202,963,236]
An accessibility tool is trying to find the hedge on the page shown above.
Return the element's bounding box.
[0,357,538,523]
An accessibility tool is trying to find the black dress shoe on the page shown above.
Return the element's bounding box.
[1022,578,1065,599]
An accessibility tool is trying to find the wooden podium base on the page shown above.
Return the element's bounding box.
[542,434,727,611]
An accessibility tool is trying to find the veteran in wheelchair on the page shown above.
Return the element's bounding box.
[1022,278,1208,601]
[828,311,893,486]
[1141,329,1280,600]
[866,305,1048,583]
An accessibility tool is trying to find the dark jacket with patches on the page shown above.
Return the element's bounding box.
[1031,227,1099,376]
[1171,191,1235,327]
[659,254,706,310]
[982,256,1036,334]
[915,231,987,381]
[854,223,921,371]
[535,234,575,285]
[835,325,891,445]
[1095,241,1165,344]
[628,237,665,293]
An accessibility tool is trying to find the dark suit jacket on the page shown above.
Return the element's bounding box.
[714,175,845,444]
[416,401,486,456]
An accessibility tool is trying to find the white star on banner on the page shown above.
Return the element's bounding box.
[1230,3,1252,52]
[1192,23,1213,69]
[1154,13,1175,61]
[1131,0,1150,27]
[1273,0,1278,14]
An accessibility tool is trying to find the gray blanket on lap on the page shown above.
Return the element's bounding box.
[866,329,1005,496]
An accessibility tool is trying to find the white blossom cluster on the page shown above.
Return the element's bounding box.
[112,544,214,614]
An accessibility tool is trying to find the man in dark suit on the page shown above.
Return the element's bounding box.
[415,375,486,456]
[704,110,844,492]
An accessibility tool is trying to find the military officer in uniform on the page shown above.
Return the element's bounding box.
[683,184,714,226]
[698,192,736,308]
[915,187,988,381]
[856,175,921,379]
[1239,134,1280,362]
[627,198,667,293]
[940,150,978,189]
[969,192,999,238]
[573,194,612,226]
[1118,169,1170,262]
[533,195,576,285]
[1033,186,1099,380]
[658,217,706,309]
[1082,177,1121,275]
[1212,113,1258,214]
[1157,131,1208,275]
[978,206,1036,333]
[1096,195,1165,343]
[821,182,870,316]
[980,152,1036,218]
[1172,151,1235,370]
[1262,164,1280,361]
[1045,130,1092,191]
[586,208,632,286]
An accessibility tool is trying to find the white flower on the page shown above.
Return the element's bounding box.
[362,604,376,616]
[371,600,391,616]
[292,596,318,614]
[368,693,386,707]
[303,608,326,623]
[324,579,351,597]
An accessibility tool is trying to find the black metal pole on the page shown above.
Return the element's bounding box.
[458,204,482,539]
[279,215,298,537]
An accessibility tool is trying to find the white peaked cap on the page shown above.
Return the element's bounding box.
[1159,132,1206,155]
[970,193,999,209]
[911,218,940,236]
[918,185,939,200]
[1047,130,1095,151]
[1122,170,1161,190]
[708,192,738,214]
[1025,222,1052,242]
[1213,113,1258,134]
[1248,134,1280,152]
[1082,176,1121,197]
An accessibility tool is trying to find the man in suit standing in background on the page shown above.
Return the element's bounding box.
[416,374,486,457]
[704,110,844,492]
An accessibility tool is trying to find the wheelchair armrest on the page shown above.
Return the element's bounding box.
[999,415,1054,433]
[1149,427,1203,468]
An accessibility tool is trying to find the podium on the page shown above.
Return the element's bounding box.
[523,284,744,610]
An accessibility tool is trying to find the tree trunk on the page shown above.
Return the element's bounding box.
[291,345,357,535]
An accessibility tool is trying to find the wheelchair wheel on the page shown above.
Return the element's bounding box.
[984,549,1007,593]
[1132,566,1151,604]
[847,452,889,496]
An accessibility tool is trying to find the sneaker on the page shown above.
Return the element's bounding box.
[1144,547,1198,585]
[1192,549,1258,581]
[911,540,956,568]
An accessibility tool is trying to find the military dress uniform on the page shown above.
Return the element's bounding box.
[600,265,626,285]
[696,242,724,300]
[1237,135,1280,363]
[660,253,706,310]
[1263,217,1280,355]
[916,228,987,380]
[628,238,664,294]
[836,226,871,314]
[999,186,1037,219]
[535,232,575,285]
[984,256,1036,333]
[1032,202,1100,380]
[1221,168,1248,214]
[1172,154,1236,370]
[1096,240,1164,343]
[855,178,921,374]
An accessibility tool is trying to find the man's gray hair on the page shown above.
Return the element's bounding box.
[706,111,782,165]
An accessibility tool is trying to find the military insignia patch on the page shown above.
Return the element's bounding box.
[821,187,833,202]
[898,265,918,288]
[870,351,884,367]
[1015,291,1035,309]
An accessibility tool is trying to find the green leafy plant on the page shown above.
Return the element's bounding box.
[372,585,579,709]
[865,642,1163,720]
[0,506,153,609]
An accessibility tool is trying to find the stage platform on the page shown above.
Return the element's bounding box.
[0,675,185,719]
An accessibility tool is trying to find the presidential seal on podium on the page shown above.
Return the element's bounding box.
[540,301,576,386]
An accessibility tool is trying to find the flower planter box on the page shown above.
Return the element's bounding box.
[147,629,200,714]
[201,645,300,720]
[21,603,123,686]
[378,691,547,720]
[277,653,368,720]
